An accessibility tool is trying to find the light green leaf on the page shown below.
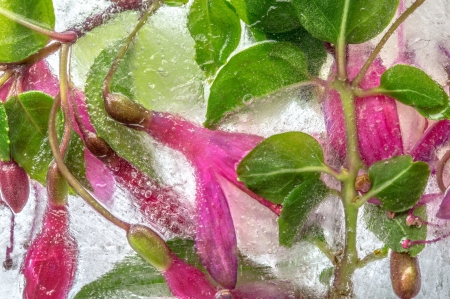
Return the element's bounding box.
[366,155,429,212]
[85,41,156,179]
[0,104,10,161]
[379,64,450,120]
[278,179,328,247]
[230,0,301,33]
[187,0,241,77]
[364,204,427,257]
[237,132,326,204]
[0,0,55,62]
[292,0,399,44]
[205,42,310,128]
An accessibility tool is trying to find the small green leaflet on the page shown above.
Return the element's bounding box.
[74,239,274,299]
[85,42,156,179]
[292,0,399,44]
[365,155,429,212]
[278,179,328,247]
[0,0,55,62]
[237,132,326,204]
[0,104,10,161]
[4,91,87,185]
[251,26,327,76]
[230,0,301,33]
[364,204,427,257]
[187,0,241,78]
[379,64,450,120]
[205,42,310,128]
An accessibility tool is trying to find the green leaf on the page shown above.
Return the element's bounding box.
[366,155,429,212]
[0,104,10,161]
[187,0,241,78]
[379,64,450,120]
[65,132,90,192]
[230,0,301,33]
[251,26,327,76]
[85,41,156,179]
[319,267,334,285]
[237,132,326,204]
[0,0,55,62]
[4,92,54,184]
[278,179,328,247]
[292,0,399,44]
[364,204,427,257]
[205,42,310,128]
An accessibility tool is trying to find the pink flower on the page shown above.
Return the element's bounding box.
[146,112,273,288]
[0,160,30,213]
[22,204,77,299]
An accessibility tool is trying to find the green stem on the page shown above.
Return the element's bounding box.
[312,239,338,266]
[330,80,363,298]
[357,247,389,269]
[351,0,427,88]
[102,0,162,97]
[0,70,13,88]
[48,43,130,231]
[336,0,351,80]
[0,7,77,42]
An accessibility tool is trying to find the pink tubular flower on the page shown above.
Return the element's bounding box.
[0,160,30,213]
[22,203,77,299]
[146,112,274,288]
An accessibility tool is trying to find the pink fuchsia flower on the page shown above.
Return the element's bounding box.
[22,203,77,299]
[145,111,276,289]
[0,160,30,213]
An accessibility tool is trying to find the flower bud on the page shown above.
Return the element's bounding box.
[46,163,69,206]
[84,132,115,158]
[0,160,30,213]
[390,251,421,299]
[23,205,77,299]
[104,93,150,127]
[126,224,173,271]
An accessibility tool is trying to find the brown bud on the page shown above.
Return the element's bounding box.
[390,251,421,299]
[46,163,69,206]
[0,160,30,213]
[104,93,150,128]
[84,132,115,158]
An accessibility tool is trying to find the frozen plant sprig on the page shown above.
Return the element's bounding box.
[0,0,450,298]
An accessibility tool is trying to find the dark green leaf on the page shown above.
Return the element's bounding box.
[85,42,156,178]
[230,0,301,33]
[4,92,54,184]
[278,179,328,247]
[366,155,429,212]
[251,26,327,76]
[187,0,241,78]
[319,267,334,285]
[364,204,427,257]
[205,42,310,128]
[292,0,399,44]
[237,132,326,204]
[0,104,10,161]
[379,64,450,120]
[0,0,55,62]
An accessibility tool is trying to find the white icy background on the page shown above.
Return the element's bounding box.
[1,0,450,298]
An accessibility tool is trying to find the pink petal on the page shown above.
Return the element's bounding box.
[194,166,238,289]
[84,150,115,205]
[22,61,60,97]
[410,120,450,165]
[163,256,216,299]
[436,189,450,219]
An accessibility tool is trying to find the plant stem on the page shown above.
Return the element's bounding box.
[0,7,77,43]
[49,43,130,231]
[336,0,350,80]
[351,0,426,88]
[330,80,362,298]
[102,0,162,97]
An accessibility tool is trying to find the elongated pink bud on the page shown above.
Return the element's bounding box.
[22,204,77,299]
[0,160,30,213]
[163,256,217,299]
